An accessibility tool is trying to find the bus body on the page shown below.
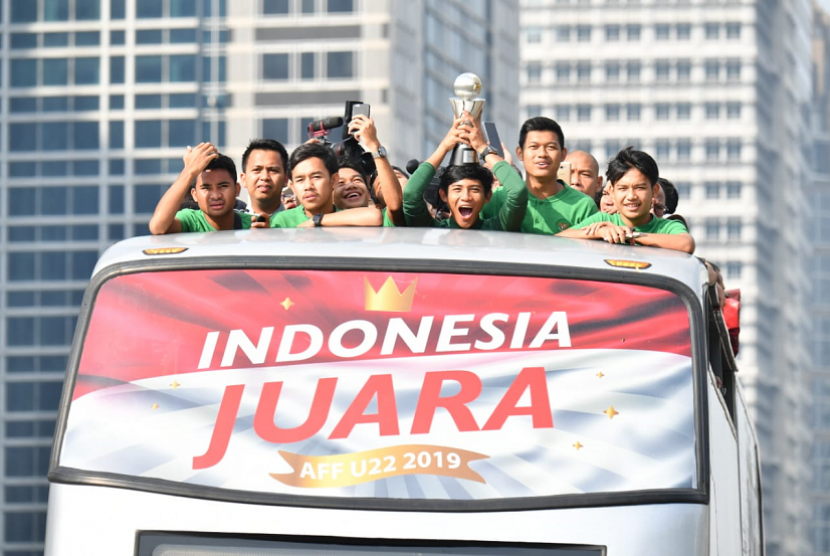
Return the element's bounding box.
[45,228,763,555]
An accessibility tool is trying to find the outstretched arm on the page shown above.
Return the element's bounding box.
[297,207,383,227]
[633,232,695,254]
[350,115,404,226]
[149,143,217,234]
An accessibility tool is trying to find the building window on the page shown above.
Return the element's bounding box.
[705,140,720,160]
[726,59,741,81]
[655,24,670,40]
[264,0,290,14]
[263,53,289,80]
[262,118,289,143]
[626,24,641,41]
[705,102,720,119]
[677,60,691,82]
[655,60,670,82]
[705,23,720,39]
[11,59,38,87]
[576,104,591,122]
[327,51,354,78]
[43,58,69,86]
[676,181,691,199]
[726,138,742,160]
[726,181,742,198]
[75,57,100,84]
[605,25,620,41]
[655,139,670,160]
[627,103,641,121]
[556,62,571,82]
[727,218,742,241]
[526,26,542,43]
[328,0,353,12]
[526,62,542,84]
[555,104,571,121]
[11,0,38,22]
[725,261,743,279]
[726,22,741,39]
[676,103,691,120]
[676,23,691,40]
[627,61,641,82]
[605,140,621,161]
[706,219,721,240]
[605,104,620,121]
[576,25,591,42]
[135,55,163,83]
[526,104,543,118]
[605,61,620,82]
[677,139,691,161]
[726,102,742,119]
[576,62,591,83]
[556,26,571,42]
[301,52,316,79]
[705,181,721,198]
[705,60,720,81]
[655,103,670,120]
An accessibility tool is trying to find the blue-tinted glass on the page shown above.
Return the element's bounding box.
[76,0,101,20]
[73,160,99,176]
[9,163,37,179]
[262,119,289,143]
[10,0,37,22]
[38,420,56,438]
[109,159,125,176]
[171,0,197,16]
[109,185,124,213]
[7,291,35,307]
[168,120,195,147]
[41,318,68,346]
[8,253,35,280]
[7,319,35,348]
[6,422,35,438]
[109,121,124,148]
[302,0,314,13]
[8,227,36,242]
[74,95,99,111]
[72,290,85,306]
[10,97,36,113]
[165,158,181,173]
[201,121,226,148]
[134,184,164,213]
[262,53,289,80]
[5,447,34,477]
[7,356,35,372]
[41,187,68,215]
[170,28,197,43]
[137,0,163,18]
[110,56,125,84]
[264,0,289,14]
[328,0,353,12]
[41,251,67,279]
[136,55,162,82]
[135,120,162,148]
[42,122,69,151]
[111,0,125,19]
[75,57,99,84]
[109,223,125,240]
[41,291,67,306]
[110,30,125,45]
[11,33,37,49]
[42,355,67,371]
[74,122,99,149]
[135,94,162,109]
[9,124,36,151]
[301,52,315,79]
[202,0,225,16]
[43,96,69,111]
[327,51,353,78]
[169,93,197,108]
[41,161,68,176]
[72,224,99,239]
[44,0,69,20]
[71,251,98,279]
[134,159,162,174]
[9,189,36,216]
[170,54,197,82]
[72,186,99,214]
[203,55,226,82]
[43,58,69,86]
[44,32,70,47]
[41,225,67,241]
[136,29,163,44]
[11,59,38,87]
[75,31,100,45]
[110,94,125,109]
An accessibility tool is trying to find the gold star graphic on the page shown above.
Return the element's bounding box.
[573,441,583,451]
[151,403,159,410]
[597,372,605,379]
[170,381,180,389]
[604,406,620,420]
[280,297,295,310]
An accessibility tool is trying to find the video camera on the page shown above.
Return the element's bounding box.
[306,100,376,179]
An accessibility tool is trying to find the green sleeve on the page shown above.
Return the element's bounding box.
[481,186,506,220]
[403,162,438,227]
[382,208,396,227]
[571,212,611,230]
[174,209,208,232]
[656,218,689,235]
[490,161,528,231]
[238,212,253,230]
[270,207,308,228]
[574,194,599,223]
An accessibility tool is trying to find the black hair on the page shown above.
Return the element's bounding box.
[606,147,659,187]
[657,177,679,214]
[438,164,494,195]
[518,116,565,150]
[288,142,339,178]
[191,154,237,187]
[241,138,289,173]
[337,157,368,186]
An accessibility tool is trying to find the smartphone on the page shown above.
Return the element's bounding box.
[558,161,572,183]
[351,103,371,120]
[255,214,269,224]
[483,122,504,158]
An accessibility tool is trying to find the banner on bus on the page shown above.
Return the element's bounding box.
[61,269,696,501]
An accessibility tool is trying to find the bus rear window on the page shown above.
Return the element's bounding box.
[60,269,695,503]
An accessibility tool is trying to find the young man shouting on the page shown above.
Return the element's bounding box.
[150,142,251,234]
[270,142,382,228]
[403,112,527,230]
[558,147,695,254]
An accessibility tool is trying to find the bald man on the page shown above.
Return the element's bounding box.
[565,150,603,199]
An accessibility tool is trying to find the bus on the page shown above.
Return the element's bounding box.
[45,227,763,555]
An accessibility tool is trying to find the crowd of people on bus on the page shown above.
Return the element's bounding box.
[148,111,696,255]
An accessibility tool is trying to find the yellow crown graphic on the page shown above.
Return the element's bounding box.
[364,277,417,312]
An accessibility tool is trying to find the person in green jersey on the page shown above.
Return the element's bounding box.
[150,143,253,234]
[480,117,597,234]
[240,138,290,228]
[558,147,695,254]
[403,112,527,230]
[270,142,382,228]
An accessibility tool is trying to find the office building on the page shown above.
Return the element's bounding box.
[0,0,519,552]
[520,0,813,553]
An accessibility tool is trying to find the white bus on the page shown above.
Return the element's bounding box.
[45,227,763,555]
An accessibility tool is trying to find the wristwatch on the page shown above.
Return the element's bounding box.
[371,146,388,159]
[313,213,324,227]
[478,145,498,160]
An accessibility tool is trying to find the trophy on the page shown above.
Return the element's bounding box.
[449,72,485,166]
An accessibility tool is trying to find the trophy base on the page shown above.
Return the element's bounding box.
[450,144,479,166]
